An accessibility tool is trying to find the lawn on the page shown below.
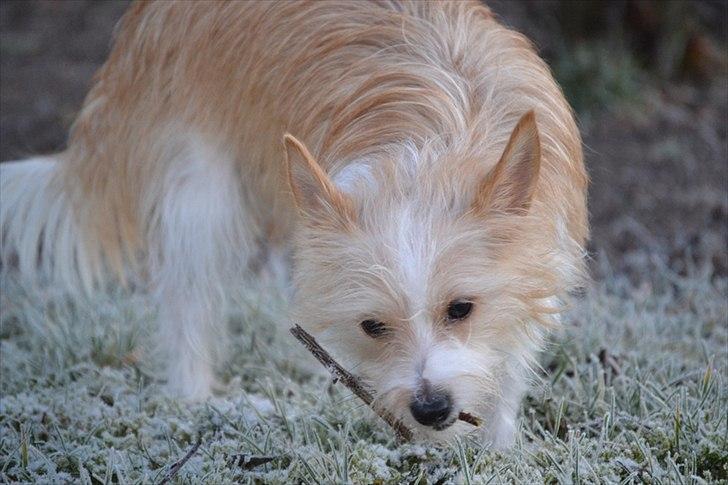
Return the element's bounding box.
[1,258,725,483]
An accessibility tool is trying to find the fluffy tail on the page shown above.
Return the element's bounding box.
[1,156,100,293]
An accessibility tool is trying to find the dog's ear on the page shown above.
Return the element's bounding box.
[472,110,541,215]
[283,133,355,225]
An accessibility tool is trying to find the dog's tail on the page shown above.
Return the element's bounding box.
[1,156,102,293]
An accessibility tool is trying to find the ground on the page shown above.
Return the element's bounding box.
[1,1,726,484]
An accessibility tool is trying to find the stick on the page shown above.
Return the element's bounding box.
[290,325,484,440]
[158,437,202,484]
[458,411,482,427]
[228,454,278,470]
[290,325,413,442]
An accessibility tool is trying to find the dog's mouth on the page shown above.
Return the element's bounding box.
[430,409,461,431]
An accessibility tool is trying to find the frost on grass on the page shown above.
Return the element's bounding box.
[1,260,726,484]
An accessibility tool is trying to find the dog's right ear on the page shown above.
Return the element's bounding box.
[283,134,355,226]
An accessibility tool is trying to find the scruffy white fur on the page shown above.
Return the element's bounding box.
[0,1,588,447]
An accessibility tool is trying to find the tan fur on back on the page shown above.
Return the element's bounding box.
[63,0,587,279]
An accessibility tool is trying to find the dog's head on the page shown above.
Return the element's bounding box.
[285,112,569,440]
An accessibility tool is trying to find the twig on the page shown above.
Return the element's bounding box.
[228,454,278,470]
[158,437,202,484]
[290,325,413,441]
[458,411,482,427]
[290,325,484,441]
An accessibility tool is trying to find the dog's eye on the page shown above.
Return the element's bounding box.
[360,319,388,337]
[446,300,473,321]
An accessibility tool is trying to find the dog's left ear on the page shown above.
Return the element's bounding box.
[472,110,541,215]
[283,133,355,225]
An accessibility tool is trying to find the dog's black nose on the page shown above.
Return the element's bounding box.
[409,389,453,427]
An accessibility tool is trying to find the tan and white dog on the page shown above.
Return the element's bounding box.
[0,0,587,447]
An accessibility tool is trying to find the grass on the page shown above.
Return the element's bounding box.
[0,255,726,484]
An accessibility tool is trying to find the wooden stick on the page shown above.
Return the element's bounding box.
[290,325,483,441]
[228,454,277,470]
[290,324,413,442]
[457,411,483,427]
[158,437,202,484]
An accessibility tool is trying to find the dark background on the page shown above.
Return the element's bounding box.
[1,0,726,281]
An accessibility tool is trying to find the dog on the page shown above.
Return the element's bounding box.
[0,0,588,448]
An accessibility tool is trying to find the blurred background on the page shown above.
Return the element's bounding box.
[1,0,726,282]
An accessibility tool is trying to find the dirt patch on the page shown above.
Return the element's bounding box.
[0,0,128,158]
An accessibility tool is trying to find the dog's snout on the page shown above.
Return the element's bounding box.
[409,388,453,427]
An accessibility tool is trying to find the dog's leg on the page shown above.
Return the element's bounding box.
[149,144,253,400]
[488,373,527,449]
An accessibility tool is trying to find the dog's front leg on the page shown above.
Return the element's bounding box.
[148,147,254,400]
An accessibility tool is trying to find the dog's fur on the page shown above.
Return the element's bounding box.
[0,0,587,447]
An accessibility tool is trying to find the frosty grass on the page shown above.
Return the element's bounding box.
[1,257,726,483]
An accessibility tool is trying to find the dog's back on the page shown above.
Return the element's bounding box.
[1,0,588,404]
